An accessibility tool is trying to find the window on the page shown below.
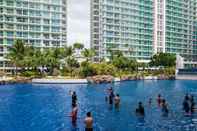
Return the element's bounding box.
[6,0,14,6]
[7,32,13,37]
[7,39,14,45]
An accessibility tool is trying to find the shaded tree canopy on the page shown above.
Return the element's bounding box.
[150,53,176,67]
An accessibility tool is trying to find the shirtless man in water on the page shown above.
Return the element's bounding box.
[84,112,93,131]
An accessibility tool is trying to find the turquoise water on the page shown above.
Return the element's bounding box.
[0,80,197,131]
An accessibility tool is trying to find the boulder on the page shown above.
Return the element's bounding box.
[87,75,114,84]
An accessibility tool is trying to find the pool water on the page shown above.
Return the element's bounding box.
[0,80,197,131]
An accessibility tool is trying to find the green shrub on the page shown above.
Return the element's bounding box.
[21,70,40,77]
[61,66,69,76]
[164,67,175,76]
[79,62,117,77]
[80,61,96,77]
[91,62,117,76]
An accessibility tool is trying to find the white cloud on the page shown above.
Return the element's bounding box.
[67,0,90,48]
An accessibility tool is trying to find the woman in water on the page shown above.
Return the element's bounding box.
[70,103,78,125]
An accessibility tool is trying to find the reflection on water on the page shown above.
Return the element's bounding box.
[0,81,196,131]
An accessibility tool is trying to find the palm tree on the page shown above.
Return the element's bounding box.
[65,46,74,58]
[6,40,25,75]
[22,46,35,69]
[82,48,95,61]
[43,49,60,75]
[73,43,84,57]
[73,42,84,50]
[67,57,80,77]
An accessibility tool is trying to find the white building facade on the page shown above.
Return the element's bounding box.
[91,0,197,64]
[0,0,67,70]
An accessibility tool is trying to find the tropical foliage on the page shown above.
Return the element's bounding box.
[7,40,175,78]
[82,48,95,61]
[149,53,176,67]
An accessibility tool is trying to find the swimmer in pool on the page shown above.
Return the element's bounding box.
[114,94,120,109]
[84,112,93,131]
[136,102,145,116]
[70,103,78,125]
[190,95,196,113]
[157,94,162,106]
[148,98,152,106]
[161,99,169,116]
[69,90,73,96]
[183,95,190,114]
[72,91,77,106]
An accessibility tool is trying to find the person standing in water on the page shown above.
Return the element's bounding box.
[148,98,152,106]
[105,87,113,103]
[84,112,93,131]
[183,94,190,114]
[70,103,78,126]
[190,95,196,114]
[136,102,145,117]
[109,91,115,105]
[161,99,169,116]
[157,94,162,106]
[114,94,120,109]
[69,90,73,96]
[72,91,77,106]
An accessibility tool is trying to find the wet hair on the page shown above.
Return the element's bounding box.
[72,103,77,108]
[158,94,161,97]
[139,102,142,105]
[117,94,119,97]
[191,95,194,99]
[185,94,189,100]
[162,99,166,103]
[73,91,76,94]
[87,112,91,117]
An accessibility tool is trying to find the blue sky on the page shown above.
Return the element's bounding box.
[67,0,90,48]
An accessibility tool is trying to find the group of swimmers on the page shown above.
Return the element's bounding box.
[105,87,120,109]
[136,93,196,118]
[68,89,196,130]
[69,90,93,131]
[183,94,196,115]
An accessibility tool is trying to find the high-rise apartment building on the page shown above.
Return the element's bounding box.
[91,0,197,63]
[0,0,67,69]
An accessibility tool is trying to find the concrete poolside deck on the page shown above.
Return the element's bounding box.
[176,75,197,80]
[32,76,169,84]
[32,78,121,84]
[32,78,88,84]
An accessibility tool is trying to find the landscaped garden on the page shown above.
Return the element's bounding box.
[5,40,176,82]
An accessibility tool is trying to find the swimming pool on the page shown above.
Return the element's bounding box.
[0,80,197,131]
